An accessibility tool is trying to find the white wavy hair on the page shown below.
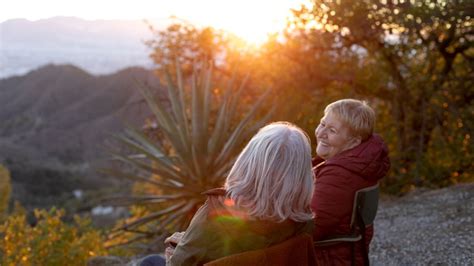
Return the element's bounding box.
[225,122,314,222]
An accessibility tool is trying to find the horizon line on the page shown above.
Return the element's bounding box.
[0,15,193,24]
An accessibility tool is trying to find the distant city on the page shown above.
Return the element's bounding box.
[0,16,162,79]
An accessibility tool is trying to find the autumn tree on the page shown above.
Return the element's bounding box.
[289,0,473,190]
[145,19,230,77]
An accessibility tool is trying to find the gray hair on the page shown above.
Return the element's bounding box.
[225,122,314,222]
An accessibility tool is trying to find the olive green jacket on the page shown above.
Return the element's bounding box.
[169,188,314,266]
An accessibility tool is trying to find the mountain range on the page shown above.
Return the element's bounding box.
[0,16,161,78]
[0,64,165,210]
[0,63,163,163]
[0,16,171,212]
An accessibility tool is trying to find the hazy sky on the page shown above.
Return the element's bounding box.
[1,0,309,43]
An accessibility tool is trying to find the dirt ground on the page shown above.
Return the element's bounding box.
[370,183,473,265]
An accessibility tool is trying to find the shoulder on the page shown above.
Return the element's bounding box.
[298,219,315,235]
[202,188,227,213]
[314,160,354,182]
[201,188,244,221]
[203,187,226,196]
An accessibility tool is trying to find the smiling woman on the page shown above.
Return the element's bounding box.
[0,0,309,45]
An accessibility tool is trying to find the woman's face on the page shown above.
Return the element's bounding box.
[315,111,360,160]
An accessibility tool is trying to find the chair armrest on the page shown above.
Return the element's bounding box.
[314,234,362,247]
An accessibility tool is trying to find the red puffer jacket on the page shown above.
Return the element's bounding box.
[312,134,390,266]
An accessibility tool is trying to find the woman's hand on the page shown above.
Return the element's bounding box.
[164,231,185,247]
[164,231,185,262]
[165,246,175,263]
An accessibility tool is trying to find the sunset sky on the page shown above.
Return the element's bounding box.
[0,0,310,44]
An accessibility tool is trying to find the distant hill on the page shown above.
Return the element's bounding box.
[0,64,165,210]
[0,63,163,164]
[0,16,161,78]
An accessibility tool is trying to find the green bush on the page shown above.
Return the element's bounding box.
[0,208,106,266]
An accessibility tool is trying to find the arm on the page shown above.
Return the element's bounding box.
[163,232,185,263]
[169,201,218,266]
[312,166,354,240]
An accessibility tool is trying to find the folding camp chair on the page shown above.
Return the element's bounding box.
[314,183,380,266]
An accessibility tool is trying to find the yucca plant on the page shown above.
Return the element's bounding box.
[105,62,273,246]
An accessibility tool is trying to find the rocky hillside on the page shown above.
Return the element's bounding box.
[0,64,164,210]
[0,64,163,163]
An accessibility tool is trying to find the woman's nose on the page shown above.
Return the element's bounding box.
[315,126,324,138]
[316,127,326,139]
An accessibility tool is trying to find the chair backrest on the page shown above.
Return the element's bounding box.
[314,184,379,265]
[350,183,379,229]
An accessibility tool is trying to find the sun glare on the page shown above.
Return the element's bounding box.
[1,0,310,46]
[173,0,309,45]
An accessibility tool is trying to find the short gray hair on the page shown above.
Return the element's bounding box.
[225,122,314,222]
[325,99,375,141]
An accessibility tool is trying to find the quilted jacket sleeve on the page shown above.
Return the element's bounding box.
[311,165,354,240]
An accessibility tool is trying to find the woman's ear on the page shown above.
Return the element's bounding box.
[350,136,362,149]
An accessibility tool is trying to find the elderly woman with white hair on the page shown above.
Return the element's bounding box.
[141,122,315,266]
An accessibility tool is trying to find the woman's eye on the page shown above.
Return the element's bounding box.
[330,129,336,134]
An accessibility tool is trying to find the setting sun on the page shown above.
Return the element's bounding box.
[1,0,309,45]
[175,0,309,45]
